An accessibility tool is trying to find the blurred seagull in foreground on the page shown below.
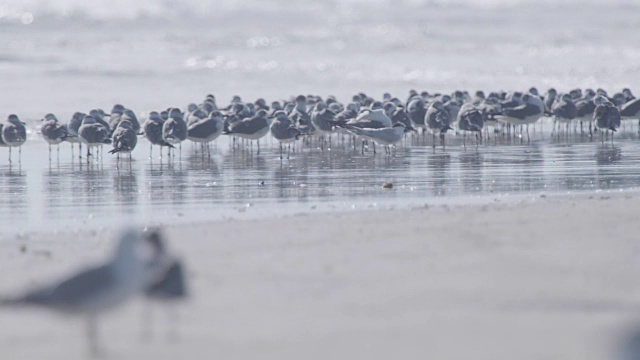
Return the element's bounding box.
[0,229,163,356]
[142,228,188,340]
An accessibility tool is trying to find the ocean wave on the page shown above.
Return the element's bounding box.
[0,0,638,24]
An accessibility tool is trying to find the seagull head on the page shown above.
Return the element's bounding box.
[7,114,21,125]
[42,113,57,122]
[271,101,283,111]
[148,111,162,122]
[432,101,445,110]
[274,110,289,122]
[111,104,125,115]
[82,115,97,124]
[594,95,609,106]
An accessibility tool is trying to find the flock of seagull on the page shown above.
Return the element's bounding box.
[1,228,186,356]
[2,86,639,162]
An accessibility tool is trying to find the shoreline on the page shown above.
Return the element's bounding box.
[2,190,640,358]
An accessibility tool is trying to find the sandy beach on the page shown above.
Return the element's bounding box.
[2,190,639,359]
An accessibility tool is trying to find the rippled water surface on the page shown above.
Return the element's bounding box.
[1,122,639,233]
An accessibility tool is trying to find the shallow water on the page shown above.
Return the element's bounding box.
[0,120,639,234]
[1,1,640,233]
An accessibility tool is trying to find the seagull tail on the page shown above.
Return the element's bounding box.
[108,147,120,154]
[609,126,617,132]
[161,141,175,148]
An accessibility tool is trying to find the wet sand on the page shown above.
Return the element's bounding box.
[1,189,639,359]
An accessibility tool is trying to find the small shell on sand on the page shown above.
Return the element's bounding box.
[382,182,393,189]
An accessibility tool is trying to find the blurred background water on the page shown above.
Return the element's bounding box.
[0,0,639,234]
[1,0,639,119]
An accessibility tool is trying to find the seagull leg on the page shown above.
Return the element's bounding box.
[86,315,100,357]
[279,143,283,160]
[49,144,52,162]
[257,139,260,155]
[79,143,83,159]
[373,142,376,155]
[8,146,11,164]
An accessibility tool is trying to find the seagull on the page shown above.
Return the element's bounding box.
[66,112,85,158]
[310,102,335,135]
[543,88,557,115]
[391,107,414,129]
[143,111,174,159]
[0,229,162,356]
[289,95,314,136]
[40,113,69,160]
[122,109,141,134]
[187,110,224,156]
[407,96,427,131]
[78,115,112,159]
[619,97,640,120]
[2,114,27,163]
[348,108,393,129]
[108,104,125,132]
[310,102,336,150]
[341,122,410,155]
[457,103,484,147]
[270,110,301,159]
[425,101,453,148]
[223,109,271,154]
[494,93,543,138]
[162,108,188,155]
[551,93,578,134]
[109,120,138,160]
[594,95,621,141]
[574,89,597,135]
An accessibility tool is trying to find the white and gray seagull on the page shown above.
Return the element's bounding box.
[144,111,174,160]
[2,114,27,164]
[223,109,272,154]
[187,110,224,156]
[40,113,69,160]
[0,229,164,356]
[78,115,111,160]
[109,119,138,160]
[270,110,301,159]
